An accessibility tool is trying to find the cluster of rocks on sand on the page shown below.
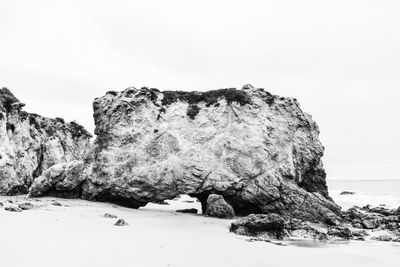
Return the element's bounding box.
[1,86,399,244]
[231,204,400,243]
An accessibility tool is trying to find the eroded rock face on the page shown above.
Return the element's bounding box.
[0,88,91,194]
[29,85,340,221]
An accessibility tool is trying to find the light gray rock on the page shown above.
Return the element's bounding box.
[29,160,86,198]
[0,88,91,195]
[205,194,235,219]
[28,85,340,221]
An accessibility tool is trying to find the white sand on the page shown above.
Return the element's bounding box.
[0,195,399,267]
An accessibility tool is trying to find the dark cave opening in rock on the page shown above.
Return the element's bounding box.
[191,192,263,217]
[141,195,203,214]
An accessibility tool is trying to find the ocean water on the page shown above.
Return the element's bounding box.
[328,179,400,210]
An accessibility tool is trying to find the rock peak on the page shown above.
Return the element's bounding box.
[0,87,21,112]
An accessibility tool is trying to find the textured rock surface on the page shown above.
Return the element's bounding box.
[205,194,235,218]
[30,85,340,221]
[230,205,400,242]
[29,160,86,198]
[0,88,91,194]
[230,214,286,238]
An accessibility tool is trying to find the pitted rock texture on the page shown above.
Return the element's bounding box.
[0,88,91,194]
[230,205,400,242]
[205,194,235,219]
[30,85,340,221]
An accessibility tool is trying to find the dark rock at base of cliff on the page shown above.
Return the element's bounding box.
[341,205,400,231]
[231,205,400,242]
[52,201,63,206]
[176,209,198,214]
[371,235,393,242]
[18,202,34,210]
[230,214,286,239]
[327,227,353,240]
[205,194,235,219]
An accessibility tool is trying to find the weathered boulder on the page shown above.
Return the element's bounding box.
[230,214,286,239]
[0,88,91,195]
[29,161,86,198]
[362,218,381,229]
[29,85,340,221]
[205,194,235,218]
[114,219,128,226]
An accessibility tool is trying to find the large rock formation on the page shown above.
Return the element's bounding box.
[29,85,340,221]
[0,88,91,194]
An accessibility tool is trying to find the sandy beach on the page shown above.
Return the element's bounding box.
[0,194,399,267]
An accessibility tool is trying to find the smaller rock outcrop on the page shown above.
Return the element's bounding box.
[205,194,235,219]
[0,88,91,195]
[29,161,86,198]
[230,205,400,242]
[230,214,286,239]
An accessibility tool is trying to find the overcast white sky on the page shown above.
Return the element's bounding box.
[1,0,399,180]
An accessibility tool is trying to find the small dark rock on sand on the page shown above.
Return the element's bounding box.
[115,219,128,226]
[340,191,356,195]
[52,201,63,206]
[5,205,22,212]
[371,235,393,242]
[18,202,34,210]
[104,213,118,218]
[155,200,169,205]
[176,208,198,214]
